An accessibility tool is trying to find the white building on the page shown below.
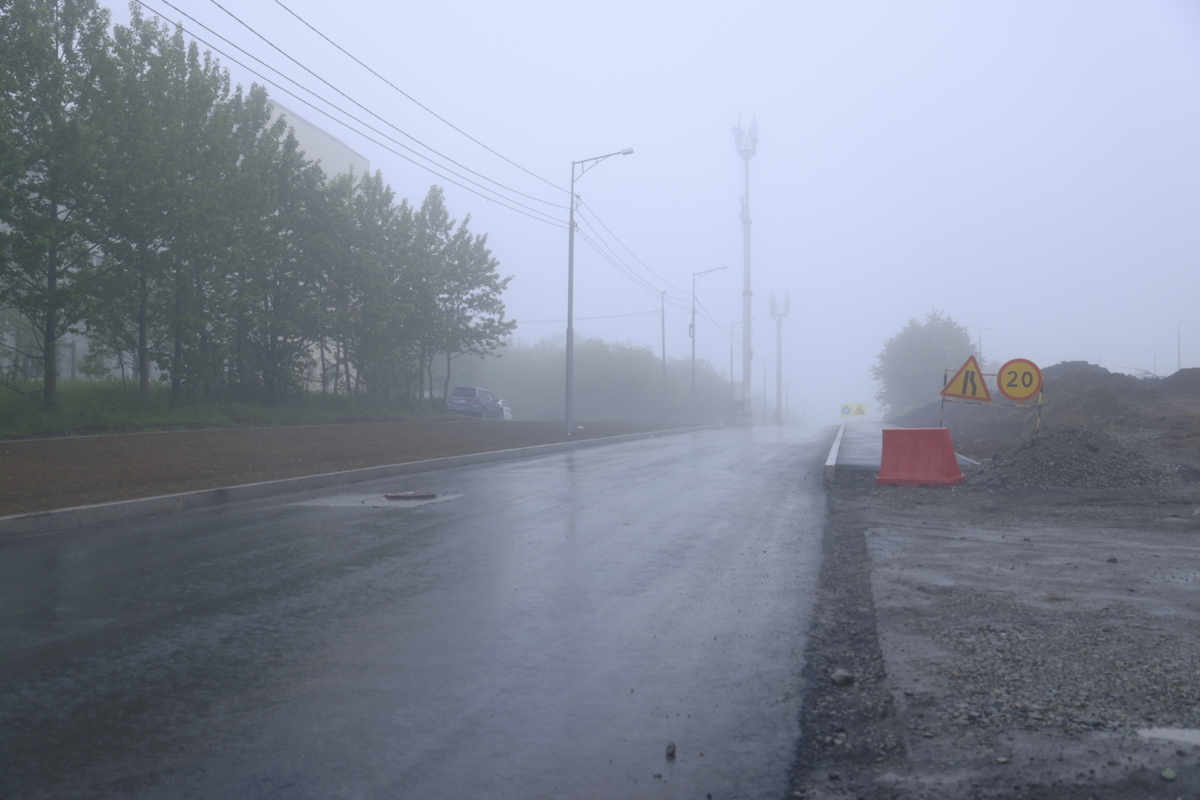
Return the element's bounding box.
[271,100,370,179]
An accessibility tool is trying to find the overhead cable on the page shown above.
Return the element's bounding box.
[133,0,566,229]
[580,199,688,295]
[270,0,568,196]
[519,310,660,324]
[189,0,566,212]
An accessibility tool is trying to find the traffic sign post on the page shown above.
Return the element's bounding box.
[997,358,1043,402]
[940,356,991,402]
[839,403,868,420]
[936,355,1044,434]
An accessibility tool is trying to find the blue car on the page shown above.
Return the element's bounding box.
[447,386,506,419]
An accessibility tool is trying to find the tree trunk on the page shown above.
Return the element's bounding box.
[319,335,327,393]
[171,281,183,401]
[43,241,59,406]
[138,271,150,398]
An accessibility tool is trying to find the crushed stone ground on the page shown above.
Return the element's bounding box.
[791,479,1200,799]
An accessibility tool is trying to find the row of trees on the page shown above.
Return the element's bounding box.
[452,335,738,423]
[0,0,514,407]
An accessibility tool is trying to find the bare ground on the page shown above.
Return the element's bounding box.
[0,420,689,517]
[790,474,1200,799]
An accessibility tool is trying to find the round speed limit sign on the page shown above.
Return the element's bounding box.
[997,358,1043,402]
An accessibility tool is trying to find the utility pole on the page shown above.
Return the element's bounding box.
[769,292,789,426]
[661,291,667,423]
[732,116,758,424]
[1180,320,1184,373]
[691,266,726,423]
[565,148,633,436]
[976,327,991,366]
[762,360,767,424]
[730,322,736,418]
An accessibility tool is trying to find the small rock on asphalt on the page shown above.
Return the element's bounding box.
[830,668,855,686]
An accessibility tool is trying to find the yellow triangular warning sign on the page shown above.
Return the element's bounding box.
[851,404,867,416]
[941,356,991,402]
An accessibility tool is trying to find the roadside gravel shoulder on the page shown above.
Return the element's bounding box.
[791,477,1200,799]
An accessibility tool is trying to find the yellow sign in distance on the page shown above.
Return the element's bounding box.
[997,358,1042,402]
[941,356,991,402]
[839,403,869,418]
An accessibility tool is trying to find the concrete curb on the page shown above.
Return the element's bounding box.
[823,423,846,481]
[0,425,719,540]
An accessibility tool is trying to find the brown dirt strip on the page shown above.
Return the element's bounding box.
[0,420,689,517]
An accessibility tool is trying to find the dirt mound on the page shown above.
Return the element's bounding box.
[889,361,1200,466]
[1162,367,1200,398]
[971,426,1176,489]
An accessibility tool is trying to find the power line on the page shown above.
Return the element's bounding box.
[270,0,568,196]
[133,0,566,229]
[580,199,688,295]
[576,200,726,334]
[575,228,662,299]
[519,310,660,324]
[190,0,566,212]
[575,212,666,298]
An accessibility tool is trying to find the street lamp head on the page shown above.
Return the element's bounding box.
[620,148,633,155]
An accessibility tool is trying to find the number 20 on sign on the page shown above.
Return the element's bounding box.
[997,358,1042,402]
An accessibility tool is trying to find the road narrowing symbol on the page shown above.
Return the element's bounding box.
[997,358,1042,402]
[941,356,991,402]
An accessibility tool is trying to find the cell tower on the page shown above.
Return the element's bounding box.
[732,116,758,423]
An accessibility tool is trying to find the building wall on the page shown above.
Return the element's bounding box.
[271,100,370,179]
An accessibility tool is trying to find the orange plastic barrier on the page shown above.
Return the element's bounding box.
[876,428,964,487]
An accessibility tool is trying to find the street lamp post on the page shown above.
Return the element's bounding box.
[565,147,633,436]
[769,292,790,426]
[730,320,741,418]
[661,291,667,424]
[691,266,726,423]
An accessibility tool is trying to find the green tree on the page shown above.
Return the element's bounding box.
[871,310,977,417]
[436,213,515,401]
[0,0,113,405]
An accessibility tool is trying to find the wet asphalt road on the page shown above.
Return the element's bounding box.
[1,426,830,799]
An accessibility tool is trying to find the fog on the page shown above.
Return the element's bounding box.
[101,0,1200,424]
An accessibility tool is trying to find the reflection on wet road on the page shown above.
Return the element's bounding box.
[0,426,829,799]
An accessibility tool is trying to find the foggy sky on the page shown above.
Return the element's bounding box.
[99,0,1200,423]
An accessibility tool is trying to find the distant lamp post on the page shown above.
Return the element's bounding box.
[565,147,633,436]
[661,291,667,424]
[769,292,790,426]
[691,266,726,423]
[976,327,991,367]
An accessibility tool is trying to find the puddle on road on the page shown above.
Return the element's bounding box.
[1138,728,1200,746]
[292,492,463,509]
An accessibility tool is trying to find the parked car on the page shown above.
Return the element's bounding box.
[447,386,505,419]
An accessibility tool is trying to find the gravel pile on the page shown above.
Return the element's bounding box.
[915,599,1200,741]
[971,425,1175,489]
